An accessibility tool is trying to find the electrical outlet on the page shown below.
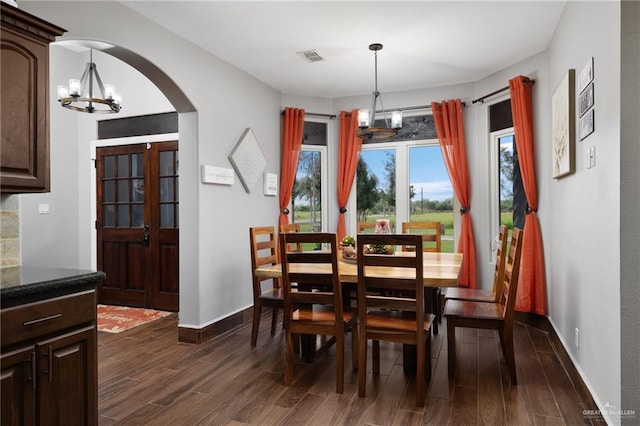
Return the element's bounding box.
[575,328,580,348]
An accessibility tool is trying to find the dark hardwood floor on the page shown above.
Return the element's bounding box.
[98,311,598,425]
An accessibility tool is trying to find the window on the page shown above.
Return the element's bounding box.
[354,113,455,252]
[291,120,328,232]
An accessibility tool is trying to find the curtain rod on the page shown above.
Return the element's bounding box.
[472,77,535,104]
[281,110,337,119]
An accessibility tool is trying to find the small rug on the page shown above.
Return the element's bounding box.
[97,304,171,333]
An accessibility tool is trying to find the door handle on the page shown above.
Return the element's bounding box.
[142,224,150,246]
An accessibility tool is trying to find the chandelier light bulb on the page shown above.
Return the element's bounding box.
[68,79,81,96]
[57,85,69,101]
[358,109,370,128]
[104,84,115,100]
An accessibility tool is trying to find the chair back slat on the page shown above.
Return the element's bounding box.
[401,222,442,252]
[491,225,510,303]
[499,227,524,322]
[357,222,376,234]
[250,226,280,286]
[279,223,302,252]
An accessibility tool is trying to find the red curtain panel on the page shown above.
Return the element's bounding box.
[336,109,364,243]
[279,107,305,227]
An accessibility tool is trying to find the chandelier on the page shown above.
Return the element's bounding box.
[57,49,121,113]
[356,43,402,139]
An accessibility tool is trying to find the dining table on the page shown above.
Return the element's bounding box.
[254,250,463,372]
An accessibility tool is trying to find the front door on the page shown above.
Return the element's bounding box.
[96,141,179,311]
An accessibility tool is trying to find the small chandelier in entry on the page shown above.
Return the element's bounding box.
[356,43,401,139]
[57,49,121,113]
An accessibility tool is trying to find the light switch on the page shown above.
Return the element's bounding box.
[38,203,50,214]
[590,146,596,168]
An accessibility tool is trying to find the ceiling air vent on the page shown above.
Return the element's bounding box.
[297,49,325,63]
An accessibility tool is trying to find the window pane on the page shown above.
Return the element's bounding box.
[117,180,129,202]
[131,204,144,228]
[103,205,115,227]
[132,179,144,202]
[131,153,143,177]
[103,180,115,202]
[293,150,322,232]
[357,149,396,230]
[499,135,514,228]
[117,155,129,177]
[117,205,130,228]
[159,177,174,202]
[103,156,116,178]
[160,151,174,175]
[160,204,174,228]
[408,145,453,252]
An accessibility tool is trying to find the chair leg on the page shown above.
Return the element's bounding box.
[501,329,517,385]
[336,334,344,394]
[415,338,425,407]
[372,340,380,375]
[424,333,432,385]
[447,319,456,379]
[431,289,439,335]
[284,329,294,386]
[251,303,262,347]
[351,325,359,370]
[357,333,368,397]
[270,307,278,336]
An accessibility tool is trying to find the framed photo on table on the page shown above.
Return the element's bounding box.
[552,70,575,179]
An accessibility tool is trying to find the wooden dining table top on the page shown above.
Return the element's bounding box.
[255,251,463,288]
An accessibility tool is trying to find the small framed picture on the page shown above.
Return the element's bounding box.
[578,57,594,94]
[579,108,595,141]
[578,83,594,117]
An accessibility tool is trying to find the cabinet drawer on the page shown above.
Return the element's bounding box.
[1,290,95,348]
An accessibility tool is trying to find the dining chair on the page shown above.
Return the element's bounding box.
[249,226,285,347]
[444,227,524,385]
[356,233,434,406]
[279,232,358,394]
[401,221,443,334]
[357,221,376,234]
[444,225,509,304]
[279,223,302,253]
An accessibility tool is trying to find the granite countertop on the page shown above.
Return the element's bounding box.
[0,266,105,308]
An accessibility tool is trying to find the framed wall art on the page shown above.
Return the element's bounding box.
[578,82,594,117]
[579,108,595,141]
[228,128,267,193]
[552,69,576,179]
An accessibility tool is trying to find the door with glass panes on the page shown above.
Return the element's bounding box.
[96,141,179,311]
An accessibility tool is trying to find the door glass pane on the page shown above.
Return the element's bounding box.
[131,153,143,177]
[408,145,453,252]
[357,149,396,230]
[117,205,130,228]
[499,135,514,228]
[293,150,321,232]
[160,204,174,228]
[103,156,116,178]
[103,180,115,202]
[117,155,129,177]
[159,177,174,202]
[160,151,174,175]
[132,179,144,202]
[131,204,144,228]
[117,180,129,202]
[103,205,115,227]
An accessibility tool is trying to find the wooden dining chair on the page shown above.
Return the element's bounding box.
[444,225,509,304]
[444,227,524,385]
[402,221,443,333]
[357,221,376,234]
[249,226,285,347]
[279,232,358,394]
[279,223,302,253]
[356,233,434,406]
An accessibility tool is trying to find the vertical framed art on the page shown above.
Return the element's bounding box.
[552,69,576,179]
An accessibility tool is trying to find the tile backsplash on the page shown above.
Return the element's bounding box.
[1,194,20,268]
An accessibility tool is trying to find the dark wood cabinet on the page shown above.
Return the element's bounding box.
[1,290,97,426]
[0,3,65,193]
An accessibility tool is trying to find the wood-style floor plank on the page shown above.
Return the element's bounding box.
[97,311,596,425]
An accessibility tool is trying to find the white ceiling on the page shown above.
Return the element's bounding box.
[120,1,566,99]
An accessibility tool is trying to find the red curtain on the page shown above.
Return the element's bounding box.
[279,107,305,226]
[336,109,364,243]
[509,76,546,315]
[431,99,477,288]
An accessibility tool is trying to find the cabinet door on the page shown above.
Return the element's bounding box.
[1,346,36,426]
[0,28,50,193]
[37,326,97,426]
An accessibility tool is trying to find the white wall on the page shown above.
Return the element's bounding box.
[546,2,622,422]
